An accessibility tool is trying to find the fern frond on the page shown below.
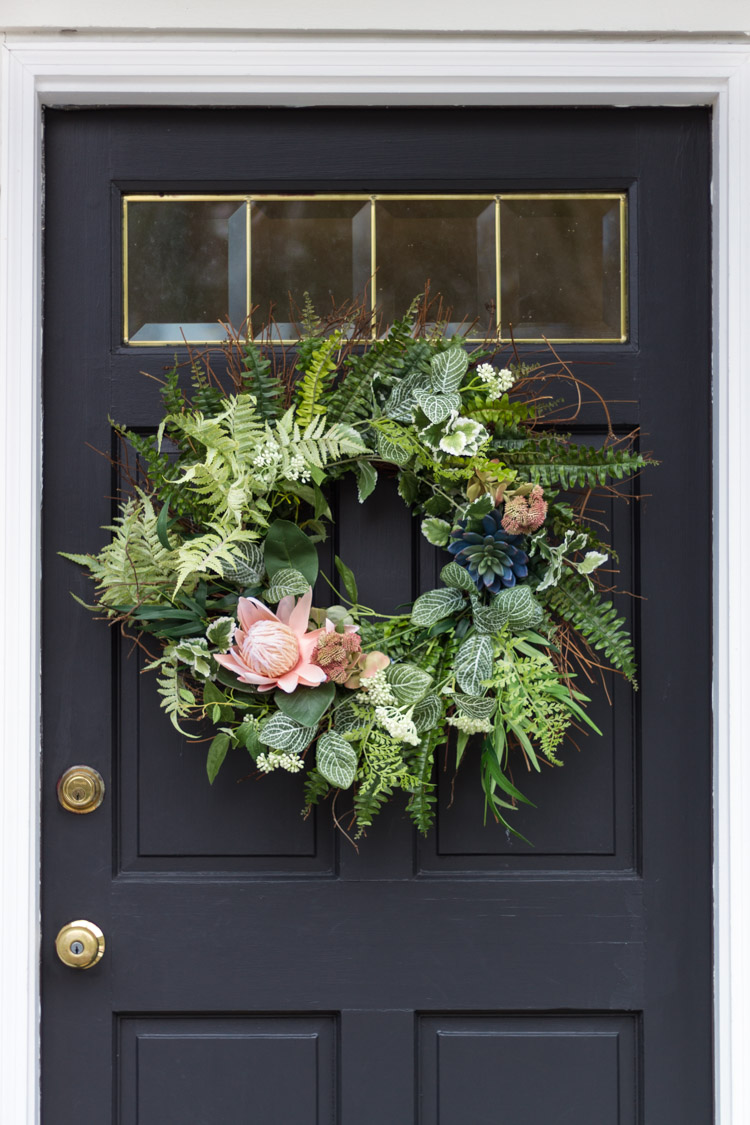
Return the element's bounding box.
[238,344,284,421]
[173,525,260,593]
[503,437,651,489]
[294,331,343,429]
[144,651,198,736]
[542,572,638,683]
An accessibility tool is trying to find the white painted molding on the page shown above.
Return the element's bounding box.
[1,33,749,1124]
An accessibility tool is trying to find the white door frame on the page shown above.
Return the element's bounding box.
[2,33,748,1123]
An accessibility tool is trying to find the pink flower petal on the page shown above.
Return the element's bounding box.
[297,665,328,686]
[275,595,294,624]
[298,629,324,661]
[237,596,278,632]
[288,588,313,636]
[274,669,300,692]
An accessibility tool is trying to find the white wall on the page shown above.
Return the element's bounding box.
[1,0,749,35]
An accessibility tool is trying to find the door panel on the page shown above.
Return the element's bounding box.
[42,107,712,1123]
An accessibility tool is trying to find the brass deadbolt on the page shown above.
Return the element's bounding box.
[57,765,105,813]
[55,920,105,970]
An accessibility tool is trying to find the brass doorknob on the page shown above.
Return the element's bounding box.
[57,765,105,813]
[55,920,105,969]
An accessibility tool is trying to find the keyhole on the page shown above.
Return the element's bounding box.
[72,788,85,802]
[70,940,84,956]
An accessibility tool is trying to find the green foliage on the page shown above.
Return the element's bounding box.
[454,633,494,694]
[263,520,319,586]
[274,682,335,728]
[63,301,650,846]
[503,436,650,489]
[317,731,358,789]
[237,343,284,421]
[542,573,638,684]
[144,650,197,737]
[294,331,343,429]
[411,587,466,628]
[61,490,181,609]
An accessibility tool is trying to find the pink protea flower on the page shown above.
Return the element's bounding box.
[215,588,327,693]
[501,485,548,535]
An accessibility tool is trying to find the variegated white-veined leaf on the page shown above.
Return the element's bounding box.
[386,662,434,706]
[317,731,358,789]
[472,601,510,635]
[334,699,369,735]
[258,713,315,754]
[414,390,461,424]
[454,633,494,694]
[497,585,545,631]
[430,347,469,393]
[376,430,412,466]
[411,587,465,628]
[412,693,443,733]
[441,561,475,591]
[420,518,452,548]
[454,693,497,720]
[264,567,311,602]
[220,541,265,585]
[206,616,235,651]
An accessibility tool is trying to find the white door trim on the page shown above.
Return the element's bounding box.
[2,33,747,1123]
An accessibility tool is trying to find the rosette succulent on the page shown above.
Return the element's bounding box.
[447,508,529,593]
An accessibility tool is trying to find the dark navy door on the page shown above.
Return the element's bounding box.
[42,107,712,1123]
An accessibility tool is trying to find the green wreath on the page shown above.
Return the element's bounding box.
[63,297,651,841]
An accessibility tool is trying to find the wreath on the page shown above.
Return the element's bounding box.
[63,297,652,842]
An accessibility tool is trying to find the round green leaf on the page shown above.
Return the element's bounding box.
[274,681,336,728]
[263,519,319,586]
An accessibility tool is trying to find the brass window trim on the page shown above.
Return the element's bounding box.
[122,192,628,347]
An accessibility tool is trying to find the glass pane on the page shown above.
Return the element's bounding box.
[375,199,496,332]
[500,197,624,341]
[250,199,371,337]
[125,200,247,343]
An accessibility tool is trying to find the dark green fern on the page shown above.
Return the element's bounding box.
[542,571,638,683]
[238,343,284,421]
[503,436,652,490]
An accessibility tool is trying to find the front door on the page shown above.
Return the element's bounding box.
[42,107,712,1123]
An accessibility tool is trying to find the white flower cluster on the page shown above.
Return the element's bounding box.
[285,452,311,483]
[374,705,420,746]
[447,713,494,735]
[359,668,396,706]
[254,439,282,469]
[476,363,515,400]
[256,750,305,774]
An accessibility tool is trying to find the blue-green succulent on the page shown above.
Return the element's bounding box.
[447,508,529,594]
